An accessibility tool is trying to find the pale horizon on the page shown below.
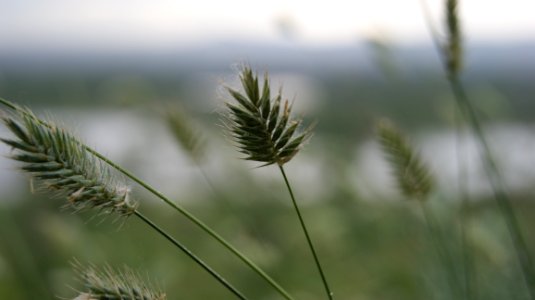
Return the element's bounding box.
[1,0,534,52]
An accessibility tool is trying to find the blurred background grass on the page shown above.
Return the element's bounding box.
[1,0,535,299]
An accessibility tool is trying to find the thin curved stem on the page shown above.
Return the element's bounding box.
[0,97,294,300]
[279,165,334,300]
[134,210,248,300]
[98,154,294,300]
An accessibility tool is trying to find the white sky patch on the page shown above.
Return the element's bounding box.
[0,0,534,49]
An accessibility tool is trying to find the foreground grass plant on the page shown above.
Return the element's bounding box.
[0,101,248,299]
[1,108,137,217]
[72,262,166,300]
[223,66,333,299]
[0,97,296,299]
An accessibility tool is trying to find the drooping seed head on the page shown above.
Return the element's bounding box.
[377,119,434,200]
[72,262,166,300]
[223,66,313,167]
[1,107,137,217]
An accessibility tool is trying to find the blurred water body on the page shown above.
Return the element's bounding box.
[3,108,535,204]
[352,123,535,201]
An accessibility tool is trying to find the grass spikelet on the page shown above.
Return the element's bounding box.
[445,0,462,78]
[73,262,166,300]
[223,65,312,167]
[0,108,137,217]
[377,119,434,200]
[165,105,205,162]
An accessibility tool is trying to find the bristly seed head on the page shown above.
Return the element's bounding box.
[223,65,313,167]
[377,119,434,200]
[1,107,137,217]
[72,262,166,300]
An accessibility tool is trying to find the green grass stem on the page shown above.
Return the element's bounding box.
[96,153,294,300]
[134,210,248,300]
[279,165,334,300]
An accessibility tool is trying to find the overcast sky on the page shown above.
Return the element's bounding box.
[1,0,534,51]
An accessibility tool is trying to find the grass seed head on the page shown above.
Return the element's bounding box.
[377,119,434,200]
[73,262,166,300]
[1,107,137,217]
[165,105,206,162]
[223,65,313,167]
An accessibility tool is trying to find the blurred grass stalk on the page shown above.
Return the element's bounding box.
[164,105,233,210]
[377,120,462,298]
[164,104,267,249]
[454,103,476,300]
[419,0,535,298]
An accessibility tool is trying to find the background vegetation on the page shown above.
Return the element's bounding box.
[1,11,535,299]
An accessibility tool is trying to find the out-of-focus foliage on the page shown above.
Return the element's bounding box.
[1,45,535,299]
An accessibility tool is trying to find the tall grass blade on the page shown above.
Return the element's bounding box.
[377,119,462,297]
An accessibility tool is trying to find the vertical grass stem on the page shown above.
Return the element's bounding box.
[279,165,334,300]
[416,2,535,298]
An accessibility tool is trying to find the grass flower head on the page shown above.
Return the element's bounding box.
[1,107,137,217]
[223,66,313,167]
